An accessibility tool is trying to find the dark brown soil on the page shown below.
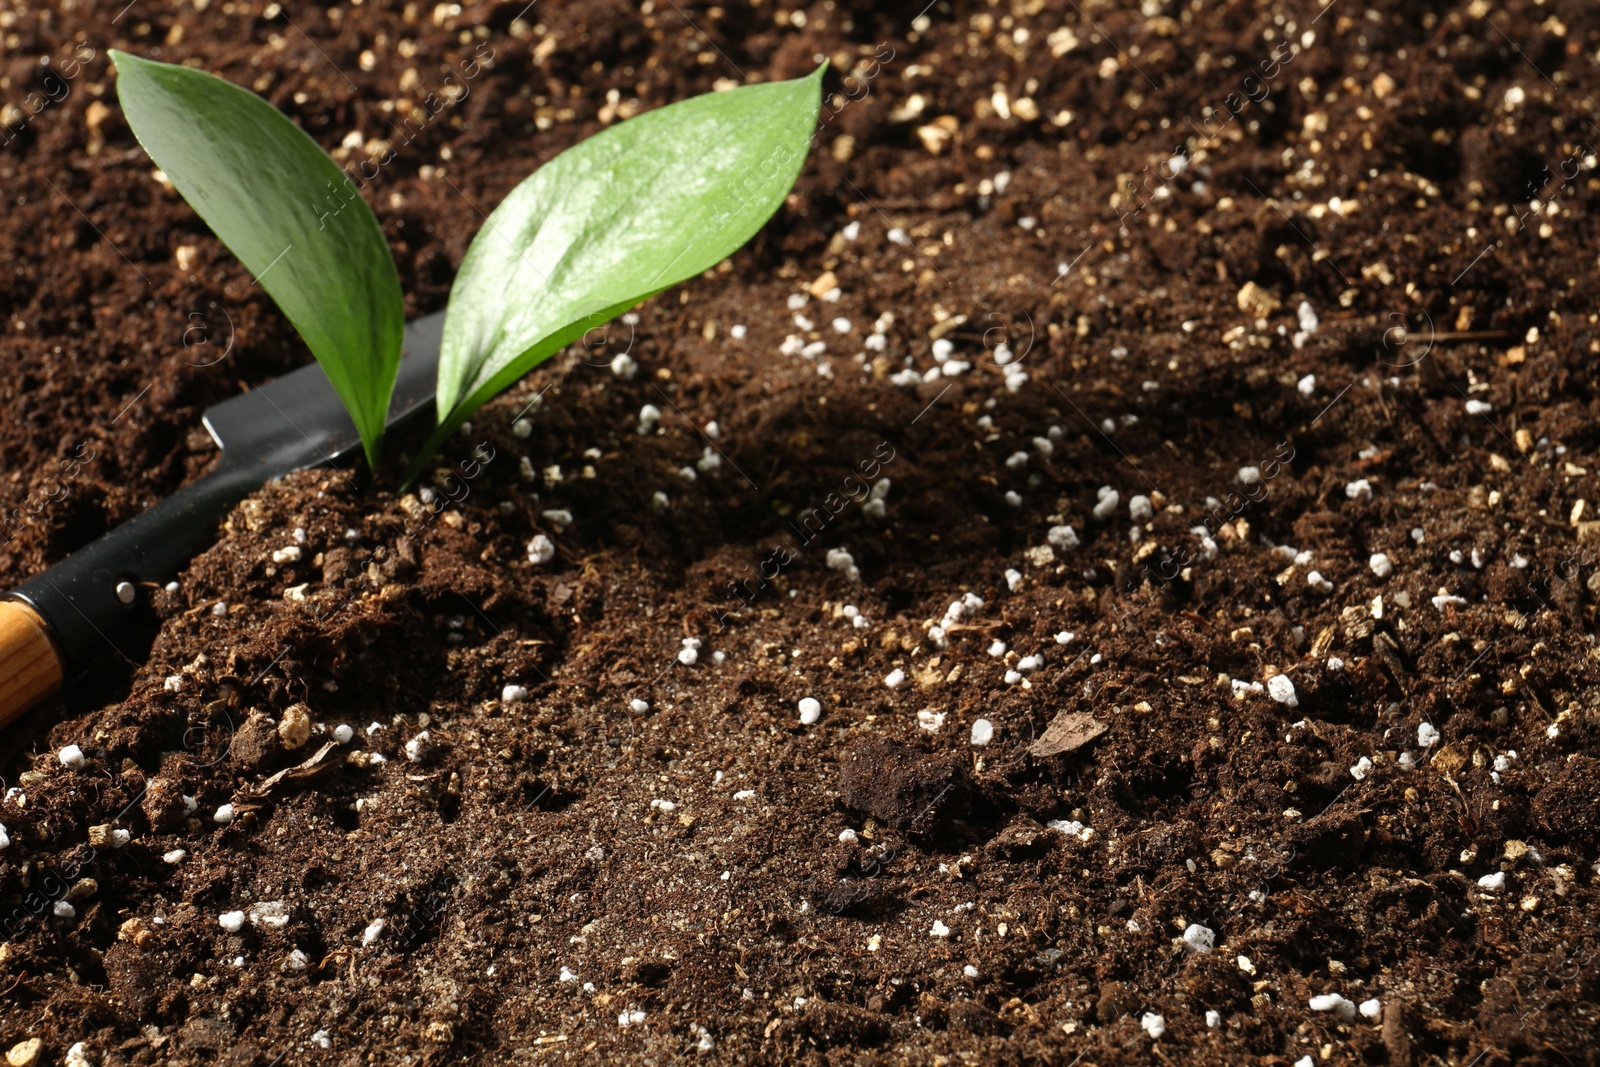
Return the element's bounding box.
[3,1,1599,1064]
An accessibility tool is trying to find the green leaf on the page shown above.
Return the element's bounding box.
[426,66,824,455]
[110,50,404,467]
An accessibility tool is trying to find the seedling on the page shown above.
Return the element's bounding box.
[107,50,822,475]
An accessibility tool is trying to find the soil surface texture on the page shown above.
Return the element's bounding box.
[2,0,1599,1064]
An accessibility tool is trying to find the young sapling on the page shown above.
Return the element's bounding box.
[108,50,823,477]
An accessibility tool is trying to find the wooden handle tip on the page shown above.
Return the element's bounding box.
[0,600,63,729]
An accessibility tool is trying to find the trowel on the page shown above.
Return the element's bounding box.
[0,312,445,727]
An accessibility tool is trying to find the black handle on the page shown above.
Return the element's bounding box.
[8,458,266,671]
